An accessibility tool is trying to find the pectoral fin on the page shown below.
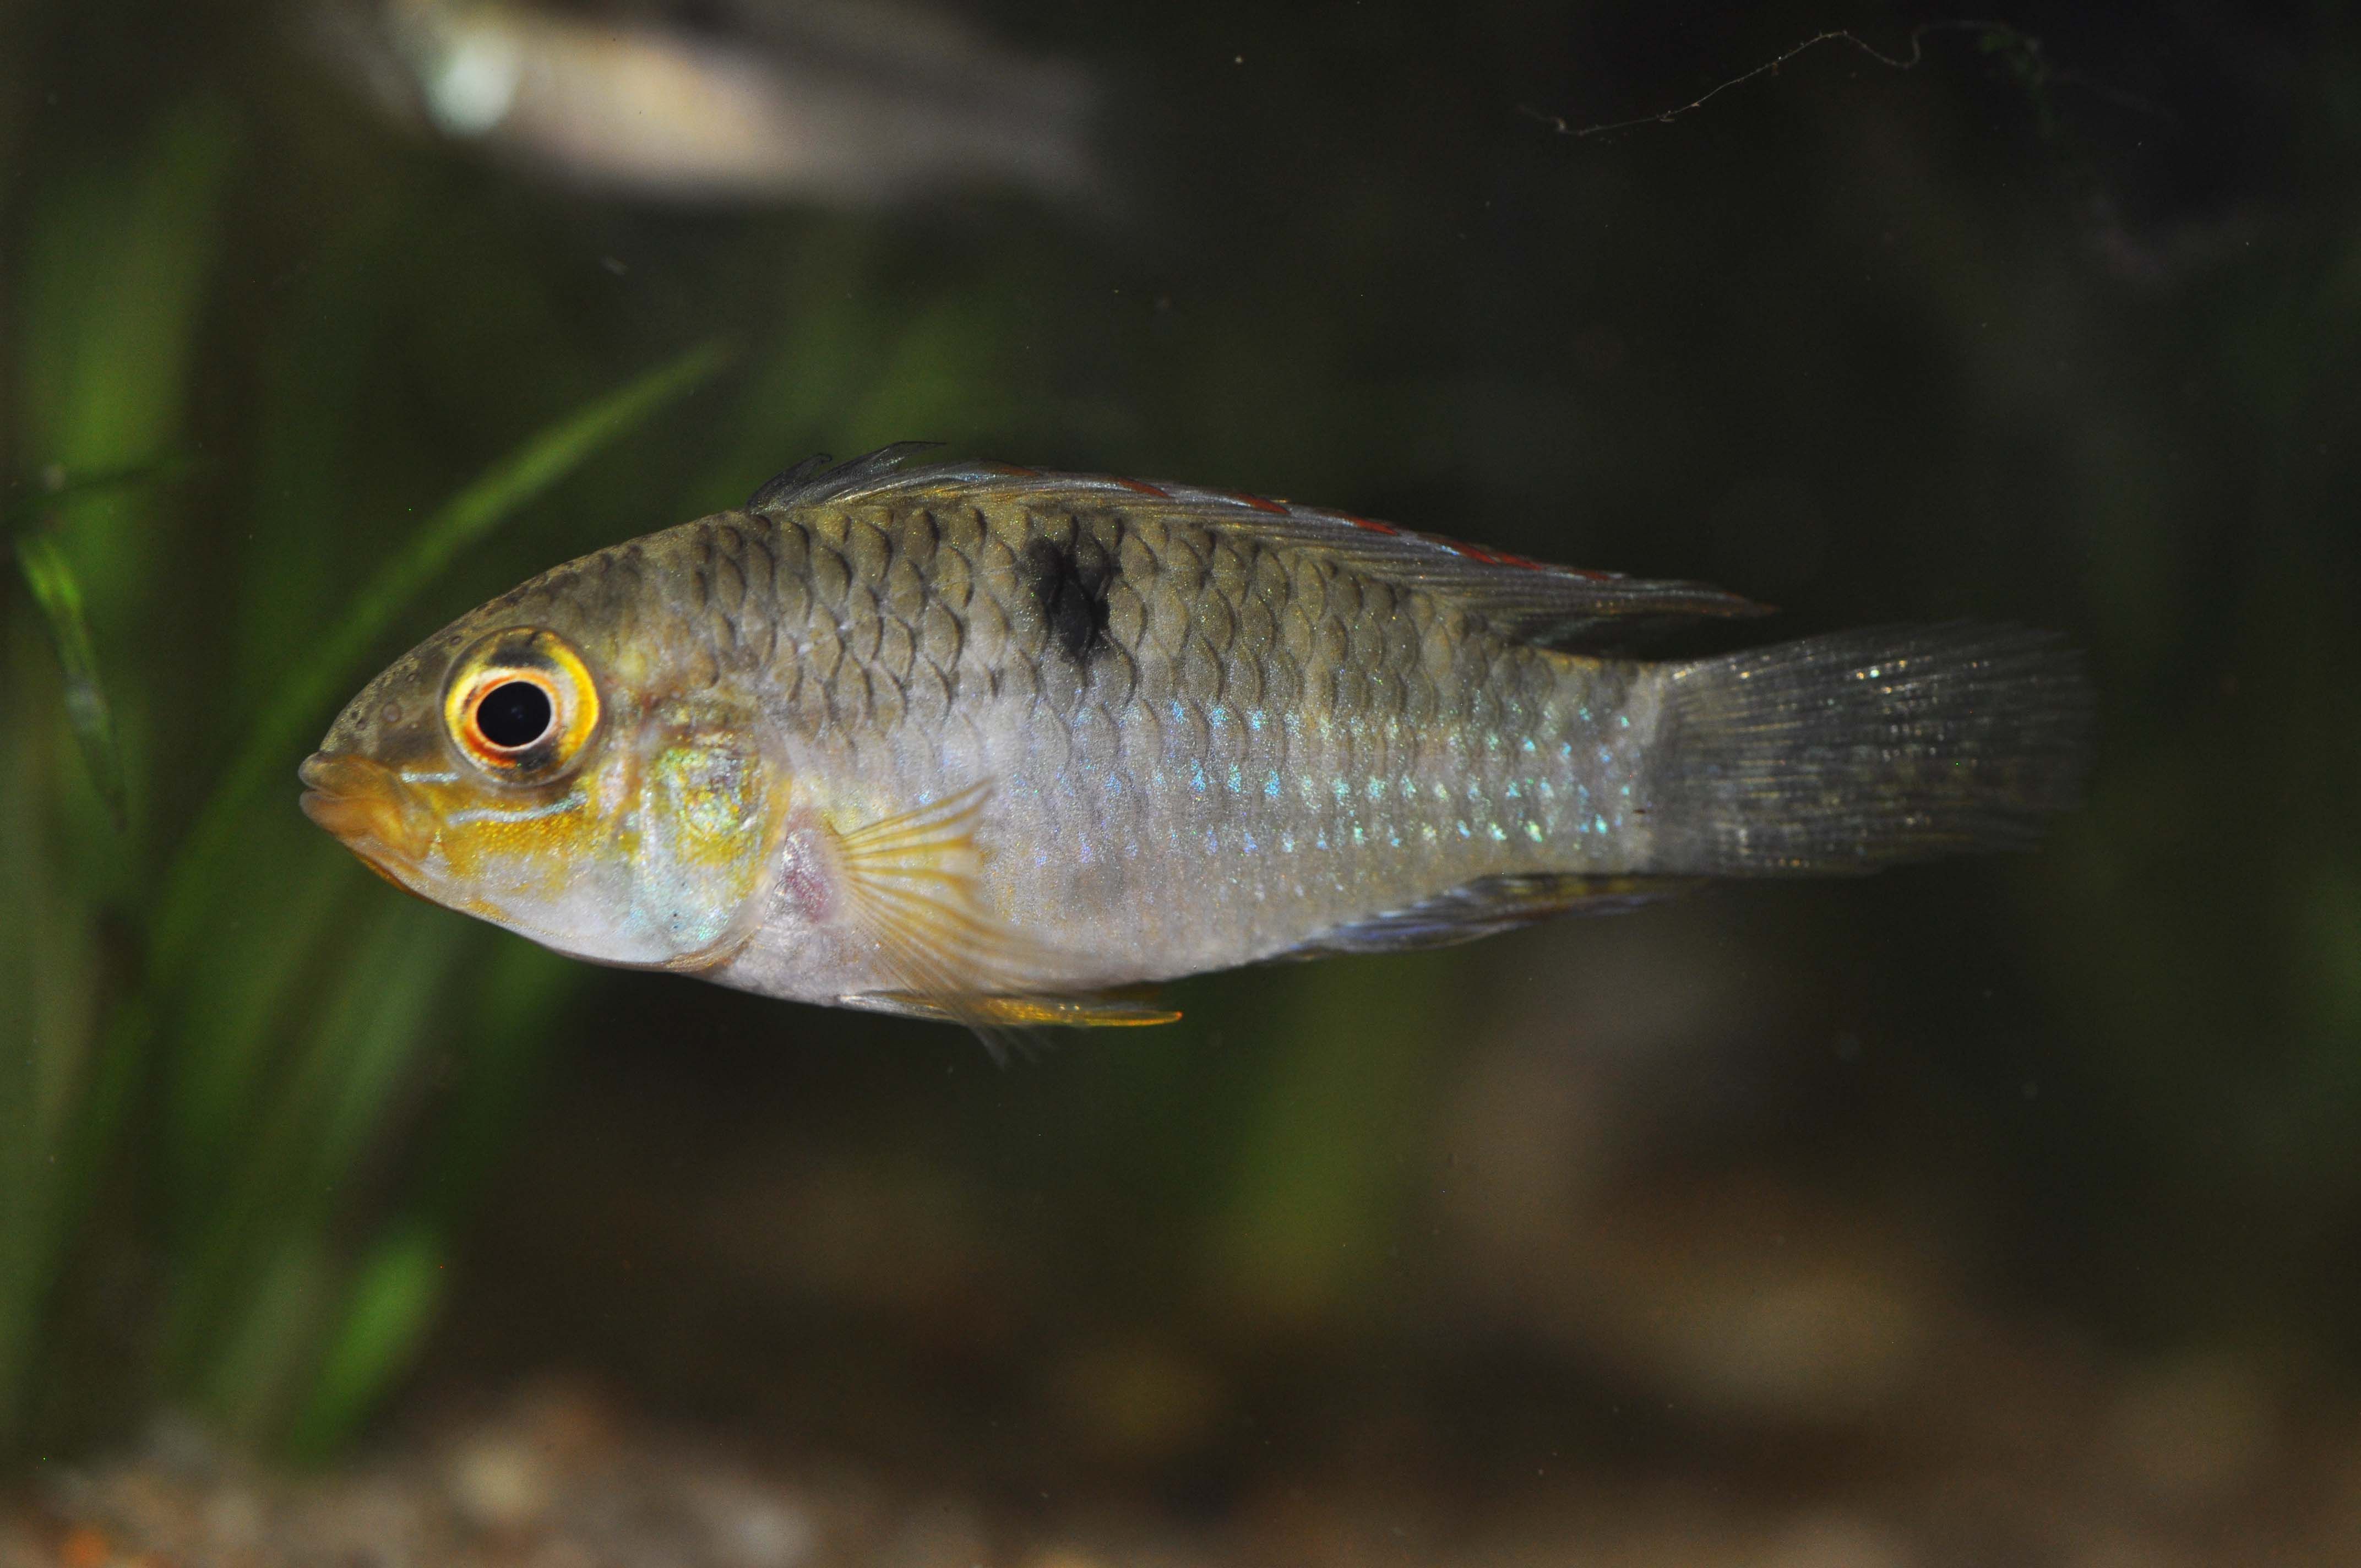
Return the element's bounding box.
[825,781,1175,1055]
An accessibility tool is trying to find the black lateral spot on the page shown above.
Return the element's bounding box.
[1023,535,1113,665]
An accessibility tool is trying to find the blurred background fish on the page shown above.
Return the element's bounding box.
[311,0,1105,206]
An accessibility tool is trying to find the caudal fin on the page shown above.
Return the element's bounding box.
[1643,625,2092,876]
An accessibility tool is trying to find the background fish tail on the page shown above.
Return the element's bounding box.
[1639,627,2092,876]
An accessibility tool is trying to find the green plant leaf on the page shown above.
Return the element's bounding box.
[12,532,128,826]
[149,338,731,983]
[284,1223,447,1462]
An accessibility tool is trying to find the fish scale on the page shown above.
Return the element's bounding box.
[302,449,2087,1031]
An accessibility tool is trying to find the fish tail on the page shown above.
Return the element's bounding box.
[1639,625,2092,875]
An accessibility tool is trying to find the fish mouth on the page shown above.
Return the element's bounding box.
[299,750,432,874]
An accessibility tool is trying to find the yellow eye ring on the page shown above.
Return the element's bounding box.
[444,628,601,778]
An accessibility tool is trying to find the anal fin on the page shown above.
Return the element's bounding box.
[1272,874,1695,960]
[853,988,1182,1029]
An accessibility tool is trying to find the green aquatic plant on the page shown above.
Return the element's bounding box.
[12,530,127,828]
[0,100,727,1449]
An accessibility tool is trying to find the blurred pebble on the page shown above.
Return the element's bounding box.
[2068,1538,2201,1568]
[199,1485,264,1550]
[445,1434,551,1531]
[2106,1351,2279,1504]
[682,1474,817,1568]
[878,1498,989,1568]
[1045,1338,1226,1466]
[1758,1515,1915,1568]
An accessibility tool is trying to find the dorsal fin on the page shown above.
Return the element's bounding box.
[745,447,1769,649]
[743,443,945,512]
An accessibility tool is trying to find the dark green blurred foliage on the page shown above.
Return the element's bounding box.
[0,50,733,1452]
[0,0,2355,1487]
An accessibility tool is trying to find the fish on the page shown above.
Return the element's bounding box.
[311,0,1103,208]
[300,447,2091,1043]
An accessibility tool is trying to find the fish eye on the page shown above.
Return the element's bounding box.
[444,628,600,779]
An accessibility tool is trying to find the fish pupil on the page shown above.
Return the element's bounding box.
[476,679,553,749]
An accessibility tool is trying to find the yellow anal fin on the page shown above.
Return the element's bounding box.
[862,988,1183,1029]
[852,986,1181,1064]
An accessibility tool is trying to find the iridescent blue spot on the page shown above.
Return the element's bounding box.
[1265,772,1281,799]
[1190,763,1209,796]
[1456,821,1471,839]
[1488,823,1506,842]
[1228,763,1243,792]
[1593,814,1608,834]
[1525,821,1544,842]
[1244,831,1258,852]
[1204,829,1218,853]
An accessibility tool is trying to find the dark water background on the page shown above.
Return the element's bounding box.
[3,1,2357,1560]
